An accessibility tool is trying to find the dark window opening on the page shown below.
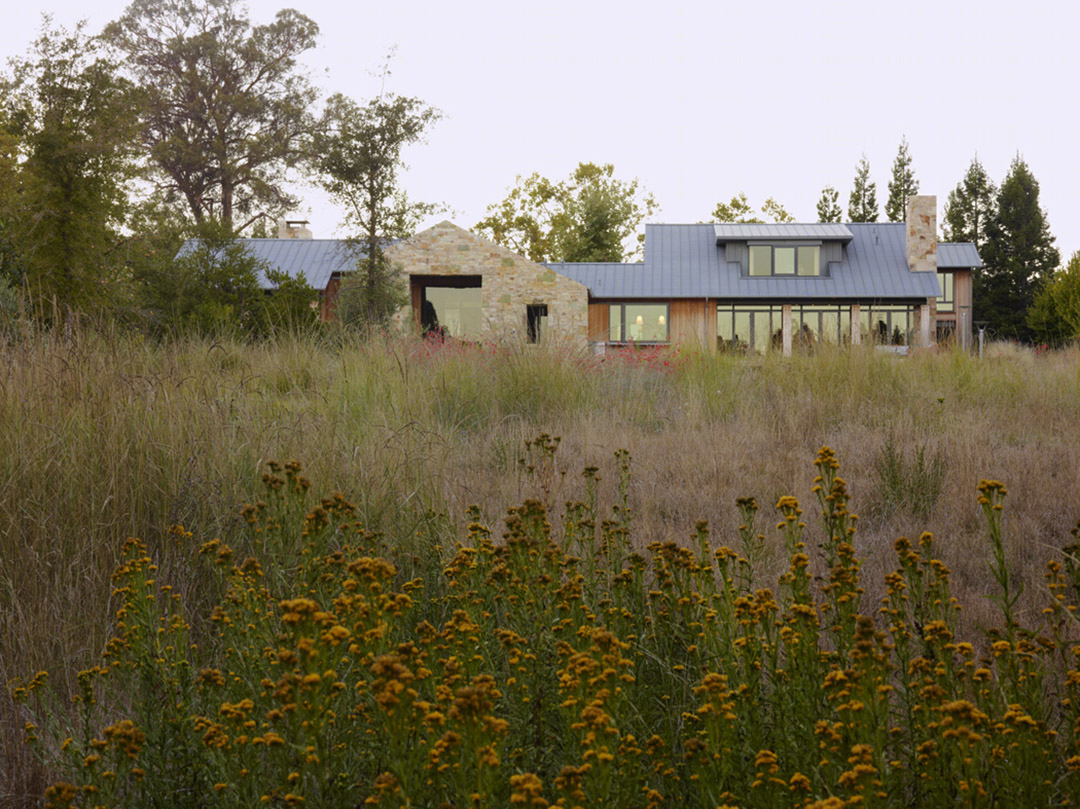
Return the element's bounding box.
[411,275,482,339]
[527,304,548,344]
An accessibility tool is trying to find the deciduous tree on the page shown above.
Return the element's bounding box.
[884,137,919,221]
[712,193,793,224]
[314,92,442,327]
[105,0,318,231]
[1028,251,1080,343]
[0,19,137,313]
[847,156,878,223]
[476,163,657,263]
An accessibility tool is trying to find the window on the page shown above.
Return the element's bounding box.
[860,304,915,346]
[717,305,783,353]
[718,304,853,353]
[746,245,820,277]
[609,303,669,343]
[937,272,954,312]
[792,305,852,347]
[414,275,482,339]
[526,304,548,344]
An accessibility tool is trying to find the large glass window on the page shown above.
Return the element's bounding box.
[745,245,820,277]
[609,303,669,343]
[792,305,852,348]
[937,272,954,312]
[717,305,783,353]
[416,276,483,339]
[860,304,915,346]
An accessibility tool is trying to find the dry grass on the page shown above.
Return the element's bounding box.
[1,330,1079,804]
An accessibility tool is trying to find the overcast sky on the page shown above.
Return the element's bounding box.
[5,0,1078,262]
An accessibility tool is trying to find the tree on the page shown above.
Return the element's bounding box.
[141,219,314,335]
[712,193,793,224]
[0,19,137,313]
[943,156,996,252]
[977,156,1060,339]
[816,186,842,223]
[884,137,919,221]
[848,156,878,223]
[476,163,657,263]
[314,92,442,327]
[1029,251,1080,344]
[105,0,318,231]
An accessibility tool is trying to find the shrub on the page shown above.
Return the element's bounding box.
[13,447,1080,807]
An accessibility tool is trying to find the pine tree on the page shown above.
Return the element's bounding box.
[816,186,842,222]
[884,137,919,221]
[847,156,878,223]
[977,157,1060,339]
[943,156,996,251]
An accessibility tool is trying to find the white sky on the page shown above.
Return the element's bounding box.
[5,0,1079,262]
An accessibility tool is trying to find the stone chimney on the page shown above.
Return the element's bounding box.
[277,219,313,239]
[905,196,936,273]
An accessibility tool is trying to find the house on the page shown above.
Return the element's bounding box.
[223,195,981,354]
[544,195,981,354]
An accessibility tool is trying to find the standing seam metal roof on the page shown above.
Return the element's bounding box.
[177,239,363,290]
[713,222,854,242]
[547,223,942,300]
[938,242,983,269]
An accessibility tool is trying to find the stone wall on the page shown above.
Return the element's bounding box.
[385,222,589,347]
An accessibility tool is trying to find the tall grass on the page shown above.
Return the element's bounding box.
[2,330,1080,804]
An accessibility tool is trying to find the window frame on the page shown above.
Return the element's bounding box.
[745,242,822,277]
[526,303,548,344]
[936,271,955,313]
[414,274,483,339]
[608,302,670,344]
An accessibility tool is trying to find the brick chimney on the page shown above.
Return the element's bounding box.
[277,219,313,239]
[905,196,936,273]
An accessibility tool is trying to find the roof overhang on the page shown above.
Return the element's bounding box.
[714,223,854,244]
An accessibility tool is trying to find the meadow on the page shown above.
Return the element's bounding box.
[2,330,1079,806]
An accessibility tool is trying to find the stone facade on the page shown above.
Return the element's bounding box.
[905,196,937,274]
[385,222,589,347]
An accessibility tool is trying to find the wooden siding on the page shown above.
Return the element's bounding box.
[320,276,341,321]
[670,299,711,347]
[588,303,609,342]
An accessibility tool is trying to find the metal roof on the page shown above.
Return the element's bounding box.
[938,242,983,269]
[177,239,361,290]
[713,222,854,243]
[547,223,943,301]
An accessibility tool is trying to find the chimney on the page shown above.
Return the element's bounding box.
[905,196,936,273]
[277,219,313,239]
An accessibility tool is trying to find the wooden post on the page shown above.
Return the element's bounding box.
[782,305,792,357]
[850,304,861,345]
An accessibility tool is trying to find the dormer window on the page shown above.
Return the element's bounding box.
[748,245,821,277]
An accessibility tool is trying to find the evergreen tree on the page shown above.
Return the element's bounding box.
[977,156,1060,339]
[847,156,878,223]
[943,156,996,251]
[884,137,919,221]
[816,186,842,223]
